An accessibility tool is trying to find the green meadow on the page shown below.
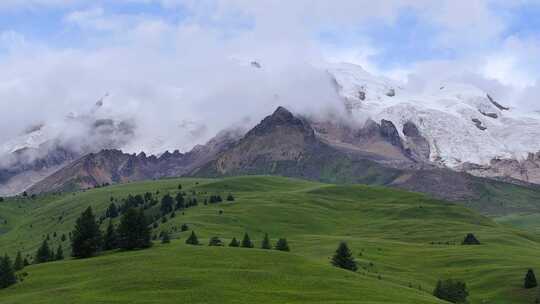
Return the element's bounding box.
[1,176,540,303]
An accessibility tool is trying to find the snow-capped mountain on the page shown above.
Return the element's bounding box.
[326,63,540,183]
[3,60,540,196]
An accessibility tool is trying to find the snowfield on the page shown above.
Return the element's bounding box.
[327,62,540,168]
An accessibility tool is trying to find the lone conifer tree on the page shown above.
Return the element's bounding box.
[175,193,185,210]
[55,245,64,260]
[71,206,103,258]
[229,237,240,247]
[275,238,290,252]
[161,231,171,244]
[160,194,174,215]
[208,236,223,246]
[106,202,119,218]
[241,233,254,248]
[331,241,357,271]
[103,220,118,250]
[525,269,538,289]
[117,208,152,250]
[186,231,199,245]
[226,193,235,201]
[462,233,480,245]
[35,239,52,263]
[0,255,16,289]
[261,233,272,249]
[13,251,23,271]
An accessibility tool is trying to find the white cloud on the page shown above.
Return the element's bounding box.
[0,0,539,157]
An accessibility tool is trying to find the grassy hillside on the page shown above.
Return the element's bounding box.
[1,176,540,303]
[0,243,442,304]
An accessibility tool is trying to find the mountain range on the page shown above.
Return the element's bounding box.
[3,62,540,212]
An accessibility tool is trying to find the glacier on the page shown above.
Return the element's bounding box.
[326,62,540,168]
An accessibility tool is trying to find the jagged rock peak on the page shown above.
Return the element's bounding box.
[270,106,295,122]
[246,106,315,138]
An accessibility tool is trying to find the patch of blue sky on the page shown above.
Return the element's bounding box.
[318,8,456,70]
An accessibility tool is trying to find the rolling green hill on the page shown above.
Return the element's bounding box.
[1,176,540,303]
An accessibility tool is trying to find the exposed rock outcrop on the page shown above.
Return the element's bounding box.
[402,121,431,161]
[487,94,510,111]
[472,118,487,131]
[461,152,540,185]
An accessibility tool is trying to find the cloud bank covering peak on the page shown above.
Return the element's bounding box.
[1,0,540,156]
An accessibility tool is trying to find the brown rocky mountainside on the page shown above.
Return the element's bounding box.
[27,130,239,194]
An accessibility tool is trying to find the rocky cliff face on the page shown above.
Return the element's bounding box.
[461,152,540,184]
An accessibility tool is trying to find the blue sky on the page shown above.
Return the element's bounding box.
[0,0,538,73]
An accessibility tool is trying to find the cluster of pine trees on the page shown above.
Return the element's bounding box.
[71,206,152,259]
[184,231,289,251]
[35,240,64,263]
[433,279,469,303]
[0,250,30,289]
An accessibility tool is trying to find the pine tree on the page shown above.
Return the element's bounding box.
[106,202,119,218]
[160,194,174,215]
[0,255,16,289]
[71,207,102,258]
[462,233,480,245]
[229,237,240,247]
[117,208,152,250]
[275,238,290,252]
[241,233,254,248]
[226,193,235,201]
[261,233,272,249]
[181,224,189,232]
[525,269,538,289]
[175,193,185,210]
[35,239,52,263]
[185,231,199,245]
[55,245,64,260]
[23,258,29,267]
[161,232,171,244]
[331,242,357,271]
[208,236,223,246]
[103,220,118,250]
[13,251,23,271]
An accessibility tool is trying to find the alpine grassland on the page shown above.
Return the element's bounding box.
[0,176,539,303]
